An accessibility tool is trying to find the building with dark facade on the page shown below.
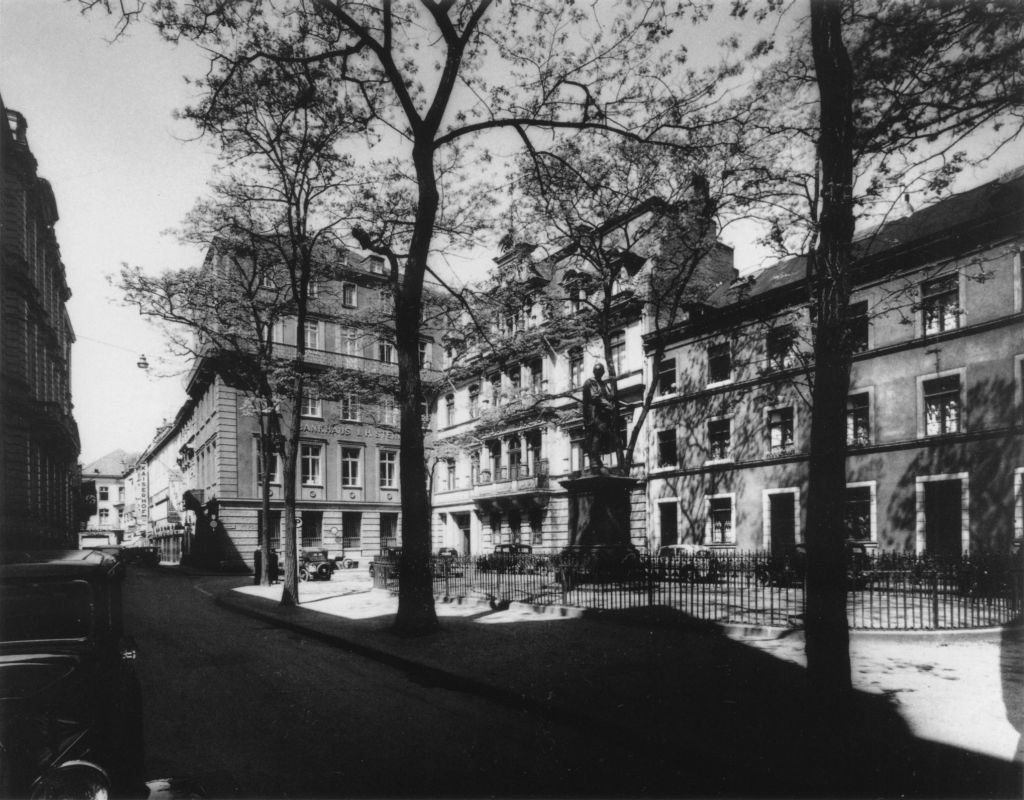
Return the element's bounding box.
[644,170,1024,556]
[0,94,80,547]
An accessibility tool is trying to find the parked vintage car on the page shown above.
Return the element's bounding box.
[121,546,160,567]
[476,544,536,573]
[298,548,337,581]
[656,544,722,582]
[82,545,127,577]
[555,543,646,589]
[0,549,147,798]
[755,541,875,589]
[434,547,463,577]
[368,546,403,580]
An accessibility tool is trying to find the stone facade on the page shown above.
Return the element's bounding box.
[146,247,442,569]
[0,95,80,547]
[645,170,1024,555]
[430,203,736,555]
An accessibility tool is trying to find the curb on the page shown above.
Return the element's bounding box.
[177,562,1021,644]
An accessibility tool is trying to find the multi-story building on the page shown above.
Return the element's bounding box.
[118,456,149,543]
[80,449,137,541]
[429,204,735,555]
[127,421,188,560]
[0,94,80,547]
[645,169,1024,555]
[149,246,443,569]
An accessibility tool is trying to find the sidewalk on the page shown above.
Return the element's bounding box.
[216,573,1024,796]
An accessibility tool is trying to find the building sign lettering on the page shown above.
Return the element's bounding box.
[300,422,399,441]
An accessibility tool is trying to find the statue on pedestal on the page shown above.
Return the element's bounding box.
[582,363,619,473]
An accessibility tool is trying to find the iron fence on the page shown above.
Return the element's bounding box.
[370,550,1023,630]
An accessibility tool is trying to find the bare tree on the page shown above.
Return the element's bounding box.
[733,0,1024,698]
[503,136,739,472]
[83,0,738,635]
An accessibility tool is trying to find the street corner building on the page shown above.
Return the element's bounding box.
[0,93,81,548]
[126,246,445,571]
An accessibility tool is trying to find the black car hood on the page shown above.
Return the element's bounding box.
[0,651,88,704]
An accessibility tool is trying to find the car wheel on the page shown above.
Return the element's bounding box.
[299,567,311,581]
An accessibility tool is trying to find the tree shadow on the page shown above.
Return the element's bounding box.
[282,592,1023,797]
[583,604,1022,797]
[1002,621,1024,763]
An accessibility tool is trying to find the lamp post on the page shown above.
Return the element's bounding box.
[248,396,282,586]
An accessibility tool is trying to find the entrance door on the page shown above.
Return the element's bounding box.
[453,512,472,555]
[659,502,679,547]
[769,493,797,555]
[924,480,962,555]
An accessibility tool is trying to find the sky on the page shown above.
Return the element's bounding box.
[2,1,1018,467]
[2,0,218,465]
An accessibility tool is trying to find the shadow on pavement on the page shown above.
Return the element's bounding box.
[1002,625,1024,764]
[570,605,1024,798]
[218,581,1024,798]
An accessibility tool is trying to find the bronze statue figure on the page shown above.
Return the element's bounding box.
[582,363,619,472]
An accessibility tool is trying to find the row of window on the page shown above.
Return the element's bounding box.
[658,273,964,395]
[662,485,873,546]
[437,432,546,490]
[486,279,632,340]
[261,509,399,552]
[299,396,401,425]
[95,485,126,503]
[272,319,431,366]
[257,442,399,489]
[442,332,629,427]
[261,262,387,302]
[655,372,968,468]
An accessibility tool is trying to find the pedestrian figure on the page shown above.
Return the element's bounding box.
[582,363,619,473]
[268,549,279,584]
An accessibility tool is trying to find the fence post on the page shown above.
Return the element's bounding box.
[931,571,940,629]
[647,555,655,609]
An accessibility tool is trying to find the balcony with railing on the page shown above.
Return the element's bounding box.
[471,460,553,513]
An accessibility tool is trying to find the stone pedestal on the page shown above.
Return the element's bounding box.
[559,473,641,548]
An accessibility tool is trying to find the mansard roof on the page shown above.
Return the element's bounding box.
[82,449,139,478]
[707,168,1024,310]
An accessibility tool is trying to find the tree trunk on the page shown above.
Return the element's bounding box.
[805,0,856,700]
[259,425,274,587]
[393,139,440,636]
[280,391,301,606]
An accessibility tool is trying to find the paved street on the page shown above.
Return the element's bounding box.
[122,564,1024,797]
[122,567,665,798]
